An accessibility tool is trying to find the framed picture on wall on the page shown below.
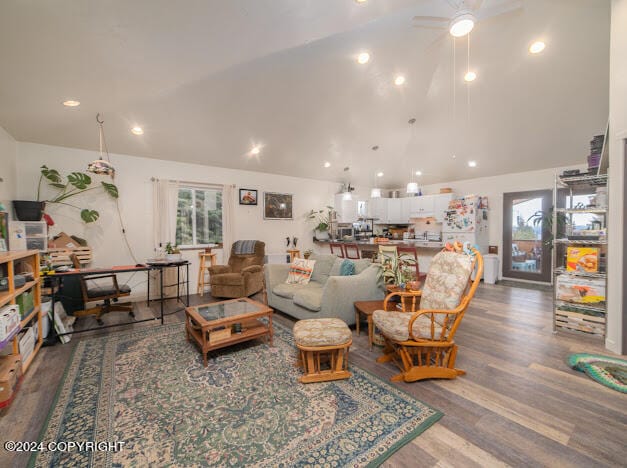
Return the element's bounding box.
[263,192,293,219]
[239,189,258,205]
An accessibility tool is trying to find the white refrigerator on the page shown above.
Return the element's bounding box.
[441,196,489,254]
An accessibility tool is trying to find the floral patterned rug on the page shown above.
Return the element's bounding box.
[32,321,442,467]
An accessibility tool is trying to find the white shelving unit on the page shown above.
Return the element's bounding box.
[552,173,608,337]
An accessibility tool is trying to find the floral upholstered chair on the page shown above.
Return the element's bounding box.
[373,247,483,383]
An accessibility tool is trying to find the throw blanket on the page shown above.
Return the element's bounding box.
[233,240,258,255]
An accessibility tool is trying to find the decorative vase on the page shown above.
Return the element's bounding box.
[12,201,45,221]
[165,253,182,262]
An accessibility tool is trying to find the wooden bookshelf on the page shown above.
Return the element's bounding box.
[0,250,42,372]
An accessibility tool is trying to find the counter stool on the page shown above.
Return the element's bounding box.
[293,318,352,383]
[343,243,360,259]
[197,249,217,296]
[329,242,345,258]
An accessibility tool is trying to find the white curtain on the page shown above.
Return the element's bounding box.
[222,184,235,263]
[152,179,179,250]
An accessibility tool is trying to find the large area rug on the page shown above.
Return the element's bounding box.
[33,321,442,467]
[568,353,627,393]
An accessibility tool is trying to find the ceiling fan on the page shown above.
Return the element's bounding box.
[413,0,523,37]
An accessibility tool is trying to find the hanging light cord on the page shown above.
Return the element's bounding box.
[96,113,139,264]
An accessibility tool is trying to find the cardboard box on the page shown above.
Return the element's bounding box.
[566,247,599,272]
[0,305,20,342]
[556,276,606,304]
[0,355,23,407]
[18,327,35,362]
[51,232,78,249]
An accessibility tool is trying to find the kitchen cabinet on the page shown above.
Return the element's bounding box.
[386,198,403,224]
[401,198,412,222]
[409,196,434,217]
[334,194,357,223]
[433,193,453,222]
[368,198,388,223]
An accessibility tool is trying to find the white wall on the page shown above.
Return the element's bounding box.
[15,142,337,296]
[0,125,17,211]
[414,164,585,280]
[606,0,626,354]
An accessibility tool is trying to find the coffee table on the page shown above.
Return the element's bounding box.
[185,297,273,367]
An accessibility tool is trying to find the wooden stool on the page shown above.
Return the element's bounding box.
[197,250,217,296]
[293,318,352,383]
[286,249,300,262]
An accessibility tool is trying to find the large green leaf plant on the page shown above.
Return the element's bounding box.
[37,165,119,223]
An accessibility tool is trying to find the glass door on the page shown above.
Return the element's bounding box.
[503,190,552,282]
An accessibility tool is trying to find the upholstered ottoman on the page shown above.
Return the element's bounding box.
[293,318,352,383]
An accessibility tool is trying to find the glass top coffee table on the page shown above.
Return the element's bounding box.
[185,297,273,367]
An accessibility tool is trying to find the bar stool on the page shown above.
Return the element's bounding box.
[329,242,345,258]
[344,243,360,259]
[397,246,427,284]
[286,249,301,262]
[197,248,217,296]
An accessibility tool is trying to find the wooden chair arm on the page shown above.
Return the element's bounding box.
[382,290,422,311]
[406,305,464,342]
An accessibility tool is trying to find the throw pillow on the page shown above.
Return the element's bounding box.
[286,258,316,285]
[339,259,355,276]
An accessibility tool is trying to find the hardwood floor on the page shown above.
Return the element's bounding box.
[1,284,625,467]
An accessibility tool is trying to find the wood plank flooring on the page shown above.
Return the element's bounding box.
[1,283,625,467]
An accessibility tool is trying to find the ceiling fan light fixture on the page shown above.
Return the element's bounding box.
[449,12,475,37]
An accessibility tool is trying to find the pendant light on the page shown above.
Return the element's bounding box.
[87,113,115,177]
[405,118,418,194]
[370,146,382,198]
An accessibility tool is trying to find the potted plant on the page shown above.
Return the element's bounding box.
[307,206,333,240]
[13,165,119,223]
[375,251,417,290]
[303,249,313,259]
[165,242,182,262]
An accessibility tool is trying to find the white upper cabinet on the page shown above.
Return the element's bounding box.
[409,196,434,217]
[368,197,388,223]
[401,198,412,222]
[386,198,402,224]
[433,193,453,222]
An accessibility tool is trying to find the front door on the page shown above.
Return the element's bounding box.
[503,190,552,282]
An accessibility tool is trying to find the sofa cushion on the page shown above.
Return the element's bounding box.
[292,284,324,311]
[210,273,244,286]
[339,259,355,276]
[293,318,352,347]
[372,310,442,341]
[273,282,307,299]
[286,258,315,285]
[330,257,371,277]
[309,254,337,284]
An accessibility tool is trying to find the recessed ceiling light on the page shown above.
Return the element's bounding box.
[449,12,475,37]
[464,71,477,82]
[63,100,80,107]
[377,172,384,177]
[394,75,406,86]
[355,0,367,3]
[529,41,546,54]
[251,146,261,155]
[131,126,144,135]
[357,52,370,65]
[468,160,477,167]
[324,161,331,168]
[415,170,422,176]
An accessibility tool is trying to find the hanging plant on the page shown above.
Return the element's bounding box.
[37,165,119,223]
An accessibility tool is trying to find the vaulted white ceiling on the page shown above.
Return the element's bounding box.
[0,0,610,189]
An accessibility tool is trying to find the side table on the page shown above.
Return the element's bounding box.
[354,300,384,351]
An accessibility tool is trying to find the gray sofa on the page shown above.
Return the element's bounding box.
[264,254,384,325]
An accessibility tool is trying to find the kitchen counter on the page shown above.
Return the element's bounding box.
[314,239,443,249]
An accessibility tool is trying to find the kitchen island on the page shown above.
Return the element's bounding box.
[313,239,443,271]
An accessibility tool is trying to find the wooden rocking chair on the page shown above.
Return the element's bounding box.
[373,247,483,382]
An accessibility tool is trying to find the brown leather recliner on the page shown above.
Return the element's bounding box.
[208,241,265,298]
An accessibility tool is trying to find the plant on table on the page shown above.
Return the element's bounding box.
[38,165,119,223]
[165,242,180,254]
[376,251,417,289]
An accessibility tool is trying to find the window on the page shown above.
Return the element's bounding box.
[176,186,222,246]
